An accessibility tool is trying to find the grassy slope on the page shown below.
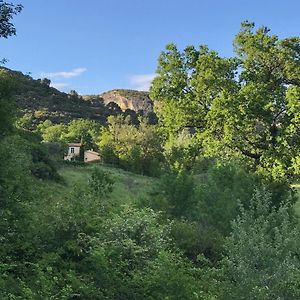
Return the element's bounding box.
[58,164,157,206]
[82,168,300,219]
[34,164,300,219]
[28,164,157,237]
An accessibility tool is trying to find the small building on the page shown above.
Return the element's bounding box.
[84,149,101,163]
[64,143,81,161]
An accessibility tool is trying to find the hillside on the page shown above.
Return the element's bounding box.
[30,164,157,230]
[1,67,155,125]
[58,164,156,205]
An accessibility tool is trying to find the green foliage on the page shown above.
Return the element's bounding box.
[0,68,17,137]
[64,118,101,150]
[170,220,201,257]
[0,135,31,231]
[154,170,197,218]
[43,141,65,162]
[164,129,203,172]
[222,188,300,299]
[39,121,68,142]
[132,250,204,300]
[96,206,171,271]
[16,112,34,131]
[77,206,214,299]
[196,162,258,235]
[150,22,300,180]
[29,142,61,181]
[38,118,101,151]
[0,1,22,39]
[150,43,193,135]
[98,115,163,175]
[88,167,114,198]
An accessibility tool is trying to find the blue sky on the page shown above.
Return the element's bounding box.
[1,0,299,95]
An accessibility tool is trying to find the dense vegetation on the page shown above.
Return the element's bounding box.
[1,2,300,299]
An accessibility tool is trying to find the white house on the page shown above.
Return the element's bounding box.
[64,143,101,163]
[64,143,81,161]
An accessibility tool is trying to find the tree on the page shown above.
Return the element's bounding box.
[132,251,205,300]
[0,1,22,136]
[150,22,300,180]
[0,68,17,137]
[150,44,196,136]
[98,116,163,175]
[40,77,51,86]
[39,123,68,142]
[152,170,197,218]
[0,1,22,39]
[75,206,173,298]
[196,162,258,235]
[163,128,203,172]
[69,89,78,97]
[150,43,237,137]
[64,118,101,150]
[222,189,300,299]
[204,21,300,180]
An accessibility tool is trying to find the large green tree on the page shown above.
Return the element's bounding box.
[205,21,300,179]
[150,43,237,136]
[150,22,300,179]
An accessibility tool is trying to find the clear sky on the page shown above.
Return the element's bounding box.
[1,0,299,95]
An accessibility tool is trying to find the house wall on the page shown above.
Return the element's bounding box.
[68,146,80,155]
[84,151,101,163]
[64,146,81,161]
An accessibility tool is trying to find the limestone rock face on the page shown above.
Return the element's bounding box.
[100,89,153,113]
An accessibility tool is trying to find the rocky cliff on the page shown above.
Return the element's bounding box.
[100,89,153,114]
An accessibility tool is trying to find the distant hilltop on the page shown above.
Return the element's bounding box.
[0,67,156,125]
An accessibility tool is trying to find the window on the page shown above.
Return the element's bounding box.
[70,147,75,154]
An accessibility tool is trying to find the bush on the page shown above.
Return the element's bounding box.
[88,167,114,198]
[30,143,61,181]
[222,189,300,299]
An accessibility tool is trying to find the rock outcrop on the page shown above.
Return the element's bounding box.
[100,89,153,114]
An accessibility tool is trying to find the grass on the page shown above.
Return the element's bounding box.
[36,163,300,220]
[58,163,157,206]
[27,164,157,236]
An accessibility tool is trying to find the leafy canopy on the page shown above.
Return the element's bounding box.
[150,21,300,180]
